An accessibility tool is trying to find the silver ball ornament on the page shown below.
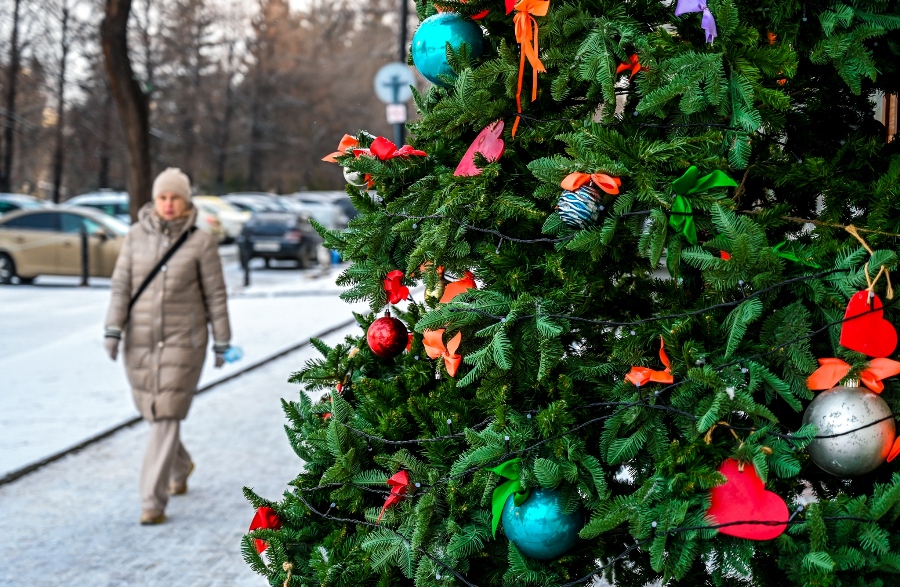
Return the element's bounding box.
[802,385,896,477]
[342,167,367,187]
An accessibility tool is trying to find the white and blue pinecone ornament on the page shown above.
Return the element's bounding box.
[557,184,603,229]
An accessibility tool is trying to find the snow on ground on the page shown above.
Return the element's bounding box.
[0,325,355,587]
[0,252,368,478]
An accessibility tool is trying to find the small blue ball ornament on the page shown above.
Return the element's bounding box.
[411,13,483,87]
[557,184,603,229]
[501,488,584,560]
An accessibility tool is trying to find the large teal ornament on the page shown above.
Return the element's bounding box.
[501,488,583,560]
[411,13,483,87]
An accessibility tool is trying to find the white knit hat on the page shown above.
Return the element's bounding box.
[152,167,192,202]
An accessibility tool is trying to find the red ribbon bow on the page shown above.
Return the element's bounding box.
[807,357,900,394]
[625,336,674,386]
[512,0,550,136]
[248,506,282,553]
[383,270,410,304]
[424,329,463,377]
[354,136,427,161]
[377,470,410,523]
[436,0,489,19]
[440,271,476,303]
[560,172,622,195]
[616,54,645,80]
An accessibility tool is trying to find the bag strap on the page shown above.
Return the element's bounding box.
[128,226,198,315]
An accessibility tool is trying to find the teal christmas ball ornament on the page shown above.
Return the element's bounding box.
[557,184,603,229]
[411,13,483,87]
[501,489,584,560]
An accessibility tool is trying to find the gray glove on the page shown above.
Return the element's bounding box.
[104,336,120,361]
[214,353,225,368]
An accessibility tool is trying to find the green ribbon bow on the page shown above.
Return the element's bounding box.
[486,458,530,537]
[772,242,821,268]
[669,166,739,245]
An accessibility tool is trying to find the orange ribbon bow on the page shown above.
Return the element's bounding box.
[616,54,645,80]
[560,172,622,195]
[377,470,410,523]
[512,0,550,136]
[424,329,463,377]
[440,271,476,303]
[806,357,900,394]
[322,134,358,162]
[625,336,674,386]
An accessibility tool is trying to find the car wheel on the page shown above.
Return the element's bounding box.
[0,253,16,285]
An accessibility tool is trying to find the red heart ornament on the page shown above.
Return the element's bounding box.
[454,121,505,177]
[840,291,897,357]
[707,459,788,541]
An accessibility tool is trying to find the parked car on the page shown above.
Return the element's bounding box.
[63,191,130,223]
[220,192,288,214]
[0,193,52,215]
[193,196,251,242]
[222,193,320,269]
[0,207,129,284]
[291,191,358,221]
[64,190,226,240]
[283,194,349,230]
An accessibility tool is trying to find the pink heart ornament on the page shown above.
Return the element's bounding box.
[454,121,505,177]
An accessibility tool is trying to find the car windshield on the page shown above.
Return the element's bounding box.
[198,198,242,213]
[253,200,285,212]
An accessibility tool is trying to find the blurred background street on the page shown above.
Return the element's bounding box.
[0,252,366,481]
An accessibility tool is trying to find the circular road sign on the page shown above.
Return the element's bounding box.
[374,62,416,104]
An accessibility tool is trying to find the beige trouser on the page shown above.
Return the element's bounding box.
[140,418,192,512]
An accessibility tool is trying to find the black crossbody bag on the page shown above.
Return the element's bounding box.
[127,226,198,316]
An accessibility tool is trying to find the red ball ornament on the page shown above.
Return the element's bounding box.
[367,313,409,358]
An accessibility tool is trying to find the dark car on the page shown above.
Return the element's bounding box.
[222,194,320,269]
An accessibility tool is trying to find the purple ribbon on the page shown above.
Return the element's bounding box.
[675,0,717,44]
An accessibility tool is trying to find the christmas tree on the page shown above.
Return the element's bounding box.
[243,1,900,585]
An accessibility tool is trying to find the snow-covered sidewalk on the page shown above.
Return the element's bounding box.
[0,323,356,587]
[0,256,365,479]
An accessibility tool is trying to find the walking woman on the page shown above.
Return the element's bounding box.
[103,168,232,525]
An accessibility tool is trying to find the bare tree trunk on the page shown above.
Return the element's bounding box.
[51,6,71,204]
[246,88,262,190]
[1,0,22,193]
[214,43,236,195]
[98,91,112,188]
[101,0,152,220]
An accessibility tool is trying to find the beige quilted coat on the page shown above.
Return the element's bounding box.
[105,203,231,421]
